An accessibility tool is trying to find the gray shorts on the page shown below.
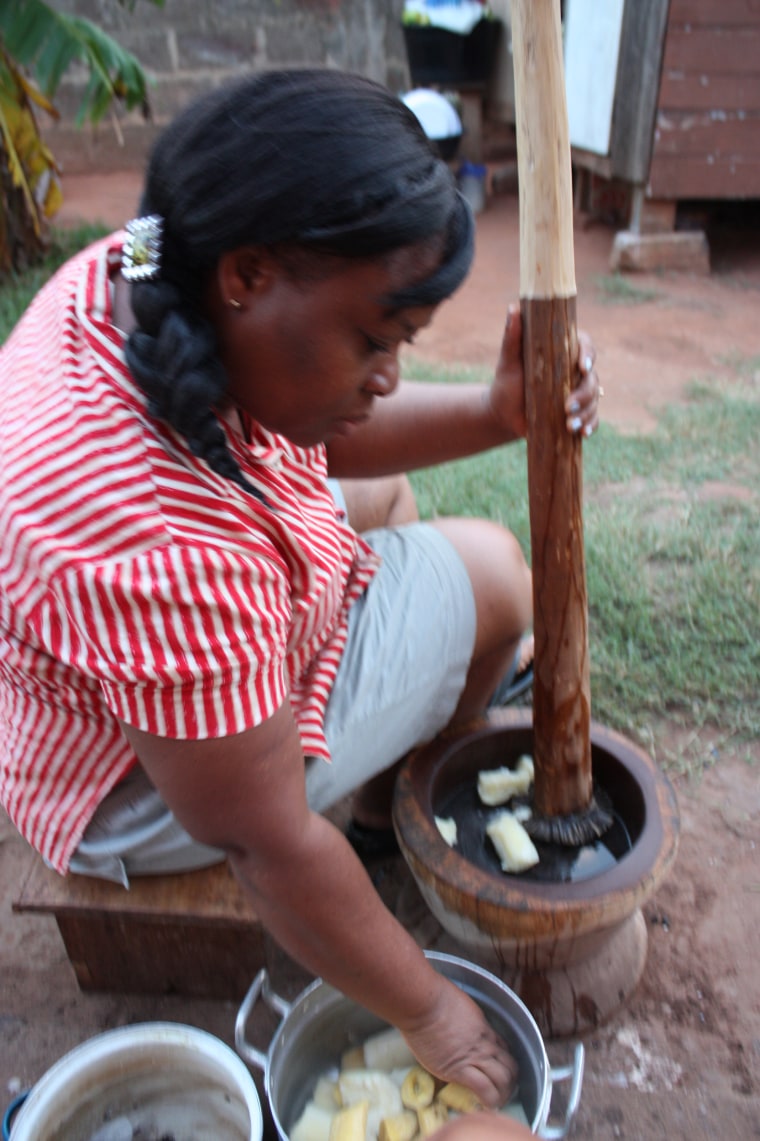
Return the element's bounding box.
[68,521,476,885]
[309,522,476,810]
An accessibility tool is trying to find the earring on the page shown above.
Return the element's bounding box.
[228,298,242,310]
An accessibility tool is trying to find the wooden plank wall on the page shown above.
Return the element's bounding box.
[608,0,670,185]
[649,0,760,199]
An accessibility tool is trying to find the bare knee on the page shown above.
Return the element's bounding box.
[339,474,419,533]
[431,517,532,718]
[431,517,532,648]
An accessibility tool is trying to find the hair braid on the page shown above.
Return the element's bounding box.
[126,280,261,496]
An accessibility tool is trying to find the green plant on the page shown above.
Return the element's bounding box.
[0,0,164,273]
[402,11,432,27]
[0,222,108,342]
[593,272,661,306]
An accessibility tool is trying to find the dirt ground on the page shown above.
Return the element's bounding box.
[1,173,758,1139]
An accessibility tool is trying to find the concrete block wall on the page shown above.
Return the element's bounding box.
[43,0,410,174]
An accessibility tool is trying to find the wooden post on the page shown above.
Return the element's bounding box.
[511,0,593,824]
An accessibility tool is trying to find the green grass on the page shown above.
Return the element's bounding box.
[593,272,661,306]
[409,368,760,774]
[717,350,760,380]
[0,224,109,343]
[3,234,757,776]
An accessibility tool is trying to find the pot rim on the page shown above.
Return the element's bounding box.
[10,1022,263,1141]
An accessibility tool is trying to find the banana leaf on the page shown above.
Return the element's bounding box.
[0,0,164,125]
[0,0,163,273]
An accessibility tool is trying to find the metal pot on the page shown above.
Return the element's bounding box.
[235,951,583,1140]
[10,1022,263,1141]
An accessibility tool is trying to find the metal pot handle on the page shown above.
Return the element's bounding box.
[537,1042,585,1140]
[234,968,292,1073]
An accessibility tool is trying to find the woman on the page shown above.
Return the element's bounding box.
[0,69,599,1107]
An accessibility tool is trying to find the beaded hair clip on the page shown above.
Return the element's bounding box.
[121,214,163,282]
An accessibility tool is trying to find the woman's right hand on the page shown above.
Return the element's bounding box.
[400,975,519,1110]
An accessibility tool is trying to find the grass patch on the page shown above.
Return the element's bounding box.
[593,272,661,306]
[412,369,760,773]
[402,357,492,387]
[716,350,760,380]
[0,224,109,343]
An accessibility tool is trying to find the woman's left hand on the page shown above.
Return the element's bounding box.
[489,302,603,440]
[568,328,602,439]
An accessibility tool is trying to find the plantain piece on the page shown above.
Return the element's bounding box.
[363,1026,417,1072]
[400,1065,436,1110]
[291,1100,335,1141]
[477,755,534,806]
[416,1102,449,1137]
[329,1100,369,1141]
[486,809,540,873]
[437,1082,483,1114]
[434,815,458,847]
[340,1045,366,1072]
[378,1109,419,1141]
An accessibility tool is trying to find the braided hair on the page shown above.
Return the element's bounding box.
[125,69,475,491]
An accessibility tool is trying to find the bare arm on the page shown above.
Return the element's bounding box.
[326,376,517,478]
[327,306,599,479]
[117,703,518,1106]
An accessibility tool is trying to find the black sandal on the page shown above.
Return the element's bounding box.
[495,660,534,705]
[488,637,535,707]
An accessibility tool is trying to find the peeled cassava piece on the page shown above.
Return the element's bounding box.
[339,1069,403,1114]
[313,1076,341,1112]
[486,810,540,873]
[434,815,458,847]
[363,1027,417,1072]
[291,1101,334,1141]
[477,756,534,806]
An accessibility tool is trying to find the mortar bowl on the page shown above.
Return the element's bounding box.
[392,708,680,1037]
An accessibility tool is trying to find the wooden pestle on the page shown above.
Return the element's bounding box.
[511,0,610,844]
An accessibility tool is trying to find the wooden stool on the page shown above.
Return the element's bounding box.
[13,856,267,999]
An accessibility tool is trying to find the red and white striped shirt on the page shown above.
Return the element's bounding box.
[0,236,379,873]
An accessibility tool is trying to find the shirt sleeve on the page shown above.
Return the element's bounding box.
[40,542,292,739]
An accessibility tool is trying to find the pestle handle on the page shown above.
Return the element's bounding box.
[511,0,593,818]
[512,0,576,301]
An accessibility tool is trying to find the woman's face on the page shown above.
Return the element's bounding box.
[214,243,441,446]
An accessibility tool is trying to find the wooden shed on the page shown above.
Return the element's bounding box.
[564,0,760,271]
